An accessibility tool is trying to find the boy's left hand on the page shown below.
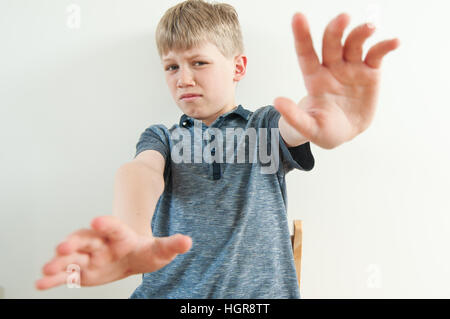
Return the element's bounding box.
[274,12,400,149]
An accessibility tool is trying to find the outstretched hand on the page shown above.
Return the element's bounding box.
[275,12,400,149]
[35,215,192,290]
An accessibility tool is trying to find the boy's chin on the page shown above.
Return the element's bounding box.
[179,104,206,117]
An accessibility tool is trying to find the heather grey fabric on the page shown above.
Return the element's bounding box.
[129,104,314,299]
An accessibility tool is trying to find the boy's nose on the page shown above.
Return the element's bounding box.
[177,70,196,87]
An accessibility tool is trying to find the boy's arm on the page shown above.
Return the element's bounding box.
[112,150,166,237]
[273,12,399,150]
[36,150,192,290]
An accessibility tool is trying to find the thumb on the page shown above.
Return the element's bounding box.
[153,234,193,260]
[274,96,315,141]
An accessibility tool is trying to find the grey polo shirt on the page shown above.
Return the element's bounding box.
[129,104,314,299]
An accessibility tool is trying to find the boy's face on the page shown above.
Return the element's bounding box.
[162,41,247,126]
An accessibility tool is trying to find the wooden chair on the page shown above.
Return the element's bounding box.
[290,220,303,290]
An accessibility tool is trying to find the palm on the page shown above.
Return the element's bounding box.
[274,12,400,149]
[74,230,139,286]
[74,233,173,286]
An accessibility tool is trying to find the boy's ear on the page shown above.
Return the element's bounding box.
[233,54,247,82]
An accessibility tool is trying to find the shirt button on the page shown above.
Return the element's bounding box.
[211,148,216,155]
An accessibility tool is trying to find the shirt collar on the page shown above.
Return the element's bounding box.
[179,104,251,127]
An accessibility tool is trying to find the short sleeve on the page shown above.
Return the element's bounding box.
[265,105,315,174]
[134,124,170,161]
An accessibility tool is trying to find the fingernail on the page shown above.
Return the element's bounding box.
[367,22,376,29]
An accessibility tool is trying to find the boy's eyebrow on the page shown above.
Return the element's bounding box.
[163,54,208,62]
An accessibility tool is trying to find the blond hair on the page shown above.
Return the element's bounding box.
[155,0,245,60]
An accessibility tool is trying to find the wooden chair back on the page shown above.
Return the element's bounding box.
[290,220,303,290]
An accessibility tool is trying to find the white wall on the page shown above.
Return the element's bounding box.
[1,0,449,298]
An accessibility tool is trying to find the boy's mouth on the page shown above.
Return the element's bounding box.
[180,94,202,101]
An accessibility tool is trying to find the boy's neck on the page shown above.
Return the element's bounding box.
[201,104,238,127]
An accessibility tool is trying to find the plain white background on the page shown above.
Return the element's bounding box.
[1,0,449,298]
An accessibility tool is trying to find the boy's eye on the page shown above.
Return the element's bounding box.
[165,62,207,71]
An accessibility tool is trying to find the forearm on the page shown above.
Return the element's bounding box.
[112,162,164,238]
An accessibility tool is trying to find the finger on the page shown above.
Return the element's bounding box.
[292,12,321,76]
[153,234,192,260]
[64,229,105,254]
[91,215,132,242]
[42,252,90,276]
[35,271,70,290]
[343,23,376,62]
[322,13,351,67]
[364,38,400,68]
[55,240,74,256]
[274,97,317,141]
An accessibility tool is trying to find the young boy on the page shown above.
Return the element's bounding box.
[35,0,399,298]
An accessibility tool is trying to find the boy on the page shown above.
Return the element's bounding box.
[35,0,399,298]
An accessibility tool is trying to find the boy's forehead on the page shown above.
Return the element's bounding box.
[163,51,208,61]
[162,42,218,61]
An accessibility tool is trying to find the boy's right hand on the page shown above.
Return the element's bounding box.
[35,215,192,290]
